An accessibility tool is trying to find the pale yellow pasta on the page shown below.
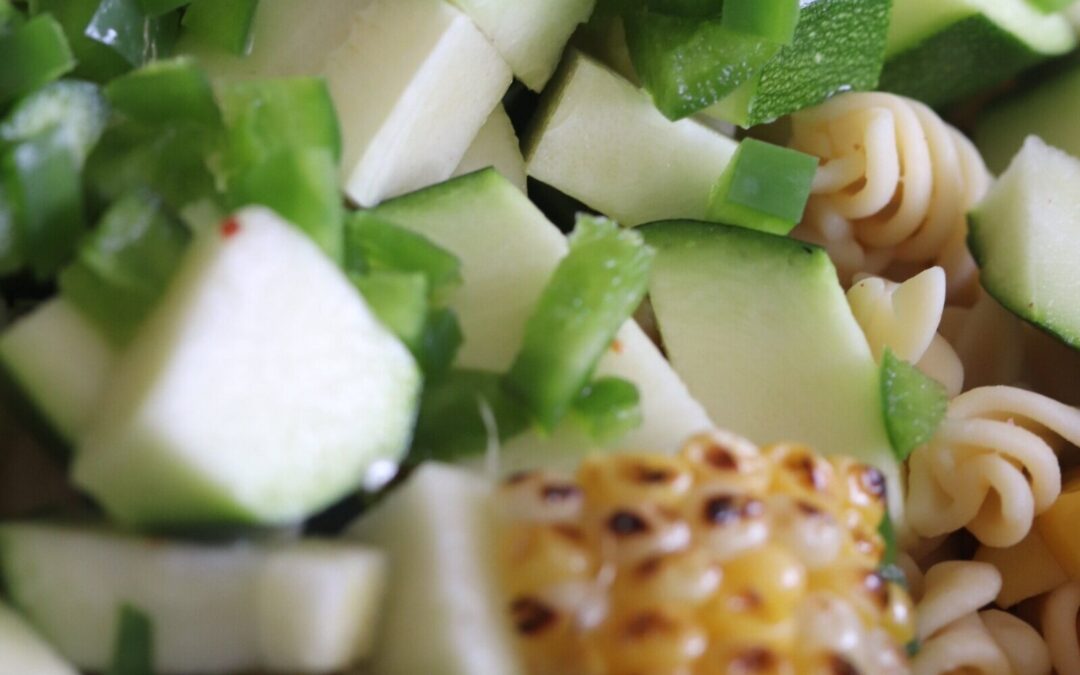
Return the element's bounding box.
[847,267,963,396]
[980,609,1052,675]
[790,92,992,303]
[910,561,1011,675]
[1041,581,1080,675]
[915,560,1001,641]
[907,387,1080,547]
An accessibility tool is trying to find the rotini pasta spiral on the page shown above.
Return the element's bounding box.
[789,92,993,303]
[1041,581,1080,675]
[909,560,1050,675]
[847,267,963,397]
[907,387,1080,547]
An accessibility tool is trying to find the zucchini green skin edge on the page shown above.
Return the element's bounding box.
[881,15,1060,108]
[708,0,891,127]
[967,213,1080,351]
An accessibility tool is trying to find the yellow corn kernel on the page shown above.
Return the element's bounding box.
[689,490,770,562]
[591,502,693,568]
[611,549,722,609]
[508,595,589,675]
[579,453,694,510]
[768,495,844,571]
[765,444,843,512]
[830,456,888,533]
[501,524,595,596]
[702,643,797,675]
[681,430,773,493]
[1036,469,1080,579]
[715,544,808,623]
[597,605,708,674]
[808,564,888,626]
[498,470,584,523]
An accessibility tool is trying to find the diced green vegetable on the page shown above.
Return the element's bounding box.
[59,191,191,346]
[107,605,153,675]
[411,369,531,462]
[1,80,108,166]
[219,78,342,165]
[105,57,221,128]
[505,216,654,430]
[0,0,24,35]
[880,348,947,461]
[723,0,800,45]
[84,118,216,210]
[525,51,739,226]
[0,185,16,274]
[642,220,902,519]
[0,297,118,443]
[346,212,463,304]
[571,376,642,442]
[84,0,179,67]
[218,78,343,259]
[418,307,464,379]
[623,9,779,119]
[705,0,891,127]
[3,128,84,278]
[643,0,720,16]
[975,62,1080,174]
[181,0,258,56]
[226,146,342,262]
[880,0,1075,108]
[30,0,129,81]
[969,137,1080,350]
[706,138,818,235]
[0,14,75,104]
[134,0,187,16]
[352,271,430,353]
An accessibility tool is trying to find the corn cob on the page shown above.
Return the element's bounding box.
[496,431,914,675]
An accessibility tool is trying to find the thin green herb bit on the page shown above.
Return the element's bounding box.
[108,604,154,675]
[506,215,654,431]
[880,347,948,462]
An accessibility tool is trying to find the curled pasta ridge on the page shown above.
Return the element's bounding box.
[847,267,963,396]
[906,387,1080,547]
[790,92,992,302]
[909,561,1050,675]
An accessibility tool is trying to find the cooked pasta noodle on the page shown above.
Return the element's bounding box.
[847,267,963,396]
[981,609,1052,675]
[906,387,1080,547]
[1041,581,1080,675]
[789,92,993,303]
[910,561,1011,675]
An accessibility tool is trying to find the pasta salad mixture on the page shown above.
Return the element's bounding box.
[3,0,1080,674]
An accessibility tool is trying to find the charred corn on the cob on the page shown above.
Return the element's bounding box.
[496,431,914,675]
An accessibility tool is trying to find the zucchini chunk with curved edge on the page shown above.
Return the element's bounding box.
[73,206,421,528]
[0,522,385,673]
[969,136,1080,351]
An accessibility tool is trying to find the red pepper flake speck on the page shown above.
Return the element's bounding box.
[611,339,624,354]
[221,218,241,239]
